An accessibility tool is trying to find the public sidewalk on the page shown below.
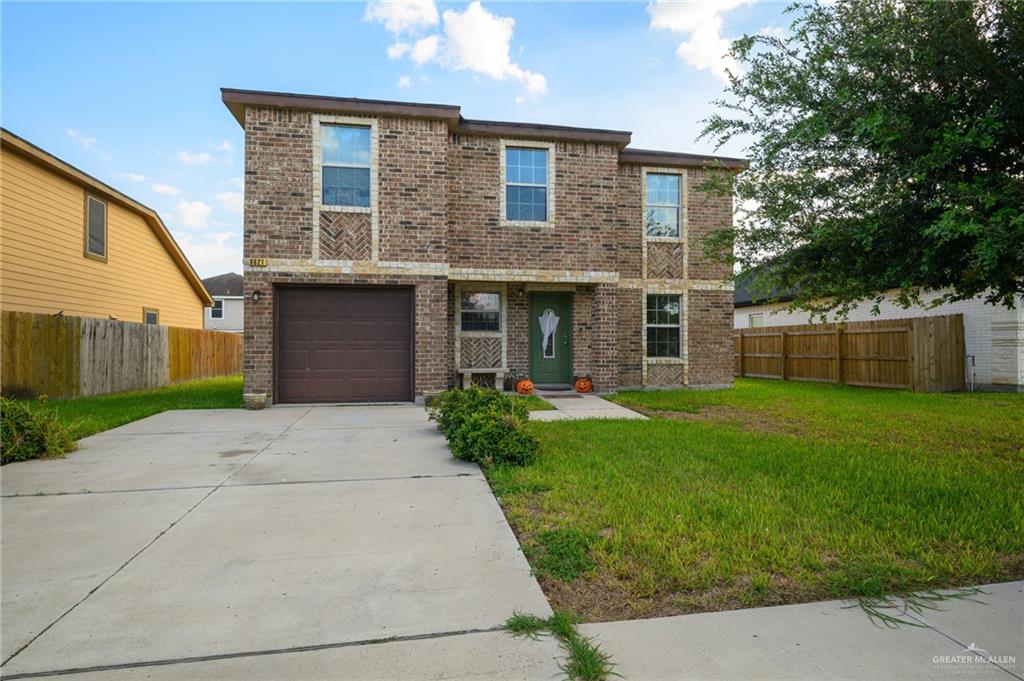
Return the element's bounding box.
[579,581,1023,680]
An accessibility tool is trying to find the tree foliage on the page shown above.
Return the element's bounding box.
[703,0,1024,315]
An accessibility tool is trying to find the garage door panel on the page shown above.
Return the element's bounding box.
[276,287,413,403]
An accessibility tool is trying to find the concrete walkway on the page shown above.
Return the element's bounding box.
[531,392,647,421]
[580,581,1023,680]
[0,406,559,679]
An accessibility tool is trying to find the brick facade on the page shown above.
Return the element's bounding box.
[232,92,739,403]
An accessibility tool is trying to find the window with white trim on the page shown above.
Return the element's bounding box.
[321,124,370,207]
[460,292,500,332]
[143,308,160,325]
[505,147,548,222]
[210,299,224,319]
[645,173,680,238]
[646,295,681,358]
[748,312,764,328]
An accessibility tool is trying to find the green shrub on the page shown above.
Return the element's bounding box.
[428,386,528,435]
[1,397,77,465]
[428,387,537,468]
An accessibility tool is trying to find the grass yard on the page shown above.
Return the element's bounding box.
[25,374,243,440]
[489,378,1024,621]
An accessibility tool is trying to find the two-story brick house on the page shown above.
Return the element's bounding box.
[223,88,744,405]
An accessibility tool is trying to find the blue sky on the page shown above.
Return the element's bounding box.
[2,1,788,277]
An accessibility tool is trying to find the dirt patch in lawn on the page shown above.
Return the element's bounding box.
[539,570,822,622]
[634,405,804,437]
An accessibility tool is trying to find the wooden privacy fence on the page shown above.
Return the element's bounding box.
[734,314,965,392]
[1,311,242,398]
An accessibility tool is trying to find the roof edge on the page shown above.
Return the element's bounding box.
[457,118,632,147]
[1,128,213,307]
[221,88,463,129]
[620,148,748,170]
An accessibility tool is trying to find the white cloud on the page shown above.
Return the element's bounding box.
[216,191,244,214]
[152,183,181,196]
[369,1,546,98]
[176,150,213,165]
[364,0,439,33]
[397,75,413,89]
[121,173,147,183]
[388,42,411,59]
[647,0,751,82]
[173,230,242,279]
[410,35,439,65]
[213,140,235,152]
[176,199,212,228]
[440,2,547,96]
[66,129,97,148]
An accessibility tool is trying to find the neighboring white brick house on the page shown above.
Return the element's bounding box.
[202,272,244,334]
[735,287,1024,391]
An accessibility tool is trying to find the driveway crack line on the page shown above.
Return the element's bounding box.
[0,625,507,679]
[0,408,312,671]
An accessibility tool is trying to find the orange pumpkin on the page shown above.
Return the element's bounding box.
[515,379,535,395]
[575,377,593,393]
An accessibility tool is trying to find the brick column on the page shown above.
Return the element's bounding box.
[590,283,619,392]
[243,271,273,407]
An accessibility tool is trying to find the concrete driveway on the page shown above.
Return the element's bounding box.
[1,406,558,679]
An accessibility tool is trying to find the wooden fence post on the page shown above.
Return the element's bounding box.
[738,330,745,377]
[835,326,844,385]
[780,331,788,380]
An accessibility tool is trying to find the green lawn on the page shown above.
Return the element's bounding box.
[488,378,1024,621]
[29,374,243,439]
[518,394,557,411]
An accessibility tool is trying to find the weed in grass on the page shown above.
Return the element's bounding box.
[505,610,616,681]
[528,529,599,582]
[504,611,550,640]
[852,587,987,628]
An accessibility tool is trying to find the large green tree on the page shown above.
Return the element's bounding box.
[703,0,1024,315]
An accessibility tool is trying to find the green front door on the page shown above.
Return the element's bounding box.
[529,293,573,385]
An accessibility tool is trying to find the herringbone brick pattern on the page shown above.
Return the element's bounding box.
[320,212,371,261]
[460,336,502,369]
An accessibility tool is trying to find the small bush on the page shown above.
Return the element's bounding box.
[428,387,537,468]
[1,398,77,465]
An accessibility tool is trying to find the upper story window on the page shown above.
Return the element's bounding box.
[646,294,681,358]
[210,299,224,319]
[645,173,681,238]
[505,147,548,222]
[321,124,370,208]
[143,308,160,325]
[748,312,764,328]
[461,292,500,332]
[84,195,107,260]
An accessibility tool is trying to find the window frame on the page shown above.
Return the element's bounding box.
[459,291,502,334]
[500,139,555,228]
[83,194,108,262]
[143,308,160,325]
[319,123,372,210]
[313,115,377,216]
[748,312,764,328]
[641,168,686,243]
[210,299,224,319]
[645,294,682,359]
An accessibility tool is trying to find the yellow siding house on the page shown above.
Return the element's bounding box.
[1,129,211,327]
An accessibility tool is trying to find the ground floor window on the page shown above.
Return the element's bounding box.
[646,294,681,357]
[461,292,500,332]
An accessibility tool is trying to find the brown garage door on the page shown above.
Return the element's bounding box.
[276,286,413,403]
